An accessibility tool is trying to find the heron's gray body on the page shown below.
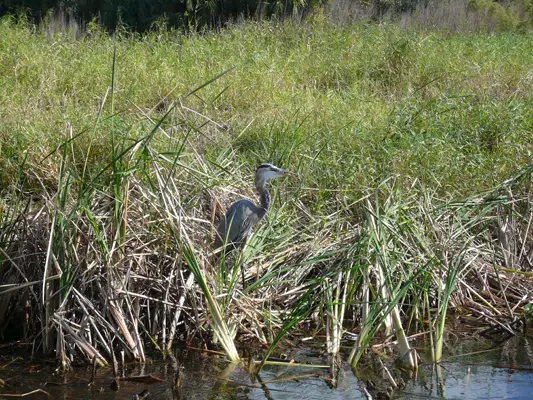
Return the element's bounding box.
[213,199,265,250]
[213,163,295,253]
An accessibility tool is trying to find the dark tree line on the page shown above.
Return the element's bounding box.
[0,0,459,31]
[0,0,327,30]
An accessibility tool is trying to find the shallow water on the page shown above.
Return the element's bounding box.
[1,336,532,399]
[396,335,533,400]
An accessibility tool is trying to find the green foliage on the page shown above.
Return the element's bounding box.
[1,18,531,197]
[468,0,521,30]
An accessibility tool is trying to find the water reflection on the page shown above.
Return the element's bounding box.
[0,337,532,399]
[397,336,533,400]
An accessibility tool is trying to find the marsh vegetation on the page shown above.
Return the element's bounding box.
[0,8,532,397]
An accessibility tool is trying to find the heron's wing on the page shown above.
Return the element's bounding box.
[214,199,259,249]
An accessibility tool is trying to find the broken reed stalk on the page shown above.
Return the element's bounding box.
[0,389,53,398]
[325,269,350,386]
[181,241,240,361]
[359,197,418,371]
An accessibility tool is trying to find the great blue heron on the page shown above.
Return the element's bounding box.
[213,163,297,254]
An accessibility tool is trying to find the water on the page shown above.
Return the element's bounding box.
[397,335,533,400]
[1,336,532,399]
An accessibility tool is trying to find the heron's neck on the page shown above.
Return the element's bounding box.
[256,183,270,219]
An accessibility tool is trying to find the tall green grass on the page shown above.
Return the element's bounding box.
[1,16,531,197]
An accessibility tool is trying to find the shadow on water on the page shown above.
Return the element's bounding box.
[1,335,533,399]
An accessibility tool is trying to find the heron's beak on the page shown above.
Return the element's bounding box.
[280,169,298,179]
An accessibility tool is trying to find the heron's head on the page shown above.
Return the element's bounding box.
[255,163,297,188]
